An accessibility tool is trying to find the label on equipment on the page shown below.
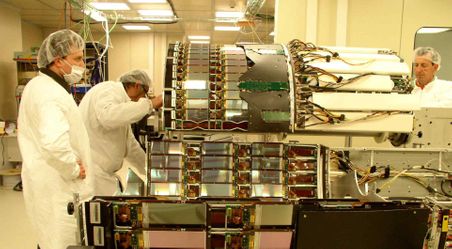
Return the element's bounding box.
[90,202,101,224]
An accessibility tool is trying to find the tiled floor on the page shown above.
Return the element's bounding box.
[0,187,37,249]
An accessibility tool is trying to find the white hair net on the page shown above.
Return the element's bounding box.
[119,70,152,88]
[37,29,85,68]
[414,47,441,66]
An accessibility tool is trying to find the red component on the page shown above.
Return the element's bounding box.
[287,146,316,158]
[288,160,316,171]
[288,187,316,198]
[288,174,315,184]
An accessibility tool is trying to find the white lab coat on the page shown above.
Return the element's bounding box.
[17,72,93,249]
[412,77,452,107]
[78,81,150,196]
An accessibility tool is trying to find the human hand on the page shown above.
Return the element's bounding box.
[77,160,86,179]
[151,95,163,109]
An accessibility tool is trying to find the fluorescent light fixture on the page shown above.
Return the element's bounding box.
[190,40,210,44]
[215,18,237,23]
[90,2,130,10]
[188,35,210,40]
[215,11,244,18]
[138,9,174,16]
[183,80,207,90]
[417,27,450,34]
[215,26,240,31]
[129,0,167,3]
[269,31,275,36]
[82,9,107,22]
[122,25,151,30]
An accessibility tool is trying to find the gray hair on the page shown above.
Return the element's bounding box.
[37,29,85,68]
[119,69,151,88]
[414,47,441,66]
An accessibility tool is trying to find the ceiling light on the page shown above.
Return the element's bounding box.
[190,40,210,44]
[188,35,210,40]
[215,18,237,23]
[269,31,275,36]
[215,11,244,18]
[82,9,107,22]
[215,26,240,31]
[129,0,167,3]
[417,28,450,34]
[122,25,151,30]
[90,2,130,10]
[138,9,174,16]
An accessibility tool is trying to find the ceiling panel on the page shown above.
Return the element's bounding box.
[171,0,213,11]
[2,0,274,44]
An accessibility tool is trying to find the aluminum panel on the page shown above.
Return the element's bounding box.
[252,170,284,184]
[187,65,209,73]
[148,183,182,196]
[149,155,183,169]
[255,204,293,226]
[225,110,249,122]
[187,99,209,109]
[185,109,209,121]
[150,141,183,155]
[142,203,205,226]
[149,169,182,182]
[186,73,209,80]
[185,89,209,98]
[252,157,284,170]
[224,90,241,99]
[201,156,233,169]
[201,142,234,155]
[225,99,248,109]
[143,230,205,248]
[201,184,234,197]
[224,74,242,81]
[251,143,284,157]
[252,184,284,197]
[202,170,233,183]
[254,231,293,249]
[224,81,240,90]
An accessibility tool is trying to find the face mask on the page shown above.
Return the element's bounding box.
[61,60,85,85]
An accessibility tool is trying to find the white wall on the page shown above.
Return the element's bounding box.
[21,21,43,52]
[276,0,452,56]
[274,0,307,44]
[106,32,174,95]
[0,3,22,121]
[399,0,452,66]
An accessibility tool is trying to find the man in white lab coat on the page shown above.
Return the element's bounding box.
[412,47,452,107]
[79,70,162,196]
[17,29,93,249]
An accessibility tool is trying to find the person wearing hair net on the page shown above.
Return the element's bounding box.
[17,29,93,249]
[412,47,452,107]
[79,69,163,196]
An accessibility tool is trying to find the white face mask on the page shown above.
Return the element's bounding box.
[61,60,85,85]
